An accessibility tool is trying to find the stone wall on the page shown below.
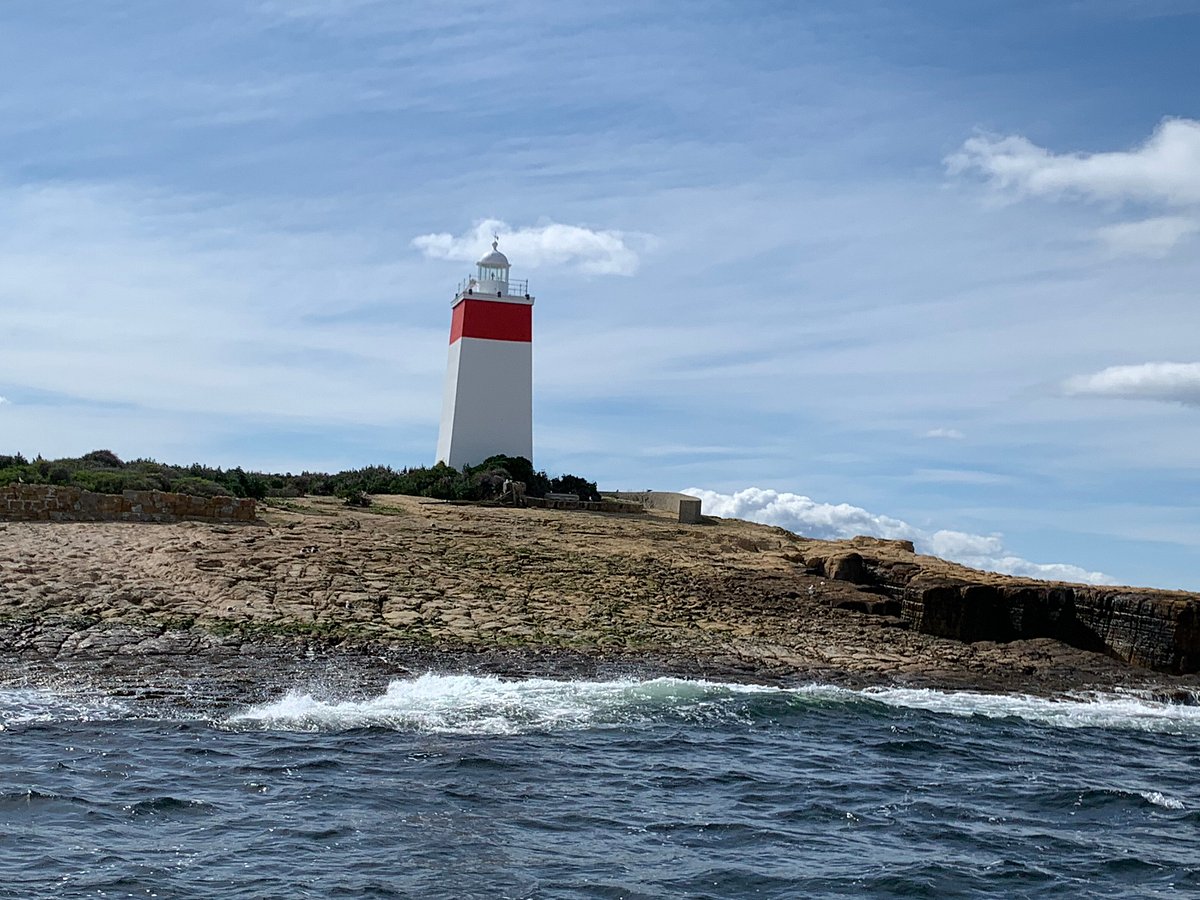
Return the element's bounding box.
[0,484,256,524]
[527,496,644,513]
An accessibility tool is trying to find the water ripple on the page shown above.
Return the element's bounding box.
[2,676,1199,897]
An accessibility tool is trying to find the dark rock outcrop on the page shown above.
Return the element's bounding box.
[826,552,872,585]
[816,543,1200,674]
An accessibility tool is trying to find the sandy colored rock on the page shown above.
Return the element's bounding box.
[0,494,1198,698]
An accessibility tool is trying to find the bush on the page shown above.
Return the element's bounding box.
[338,488,373,507]
[549,473,600,502]
[81,449,124,468]
[171,477,233,498]
[0,450,601,505]
[78,471,130,495]
[229,468,268,500]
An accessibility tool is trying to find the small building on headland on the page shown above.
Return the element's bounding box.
[604,491,703,524]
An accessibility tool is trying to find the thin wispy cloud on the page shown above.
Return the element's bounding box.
[684,487,1116,585]
[923,427,964,440]
[1095,215,1200,257]
[1064,362,1200,407]
[909,468,1014,487]
[0,181,446,438]
[256,0,383,19]
[412,219,647,276]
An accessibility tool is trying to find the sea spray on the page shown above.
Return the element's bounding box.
[0,687,131,731]
[222,674,786,735]
[854,685,1200,732]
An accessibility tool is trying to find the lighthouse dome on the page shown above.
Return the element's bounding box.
[477,240,510,268]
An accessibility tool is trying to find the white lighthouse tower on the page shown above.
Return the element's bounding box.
[436,239,535,468]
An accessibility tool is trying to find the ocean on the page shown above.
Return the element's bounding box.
[1,674,1197,898]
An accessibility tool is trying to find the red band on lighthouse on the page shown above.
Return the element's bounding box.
[450,299,532,344]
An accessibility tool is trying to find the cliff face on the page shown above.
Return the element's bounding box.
[807,541,1200,674]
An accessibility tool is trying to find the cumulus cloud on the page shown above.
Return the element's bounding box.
[683,487,1116,585]
[948,118,1200,256]
[923,427,964,440]
[411,218,645,275]
[947,117,1200,206]
[0,396,9,406]
[1064,362,1200,407]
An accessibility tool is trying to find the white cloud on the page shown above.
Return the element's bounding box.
[684,487,1116,585]
[923,427,964,440]
[947,117,1200,206]
[0,396,8,405]
[1064,362,1200,407]
[948,118,1200,259]
[411,218,645,276]
[1096,215,1200,257]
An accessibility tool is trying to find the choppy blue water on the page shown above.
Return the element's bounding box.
[2,675,1199,899]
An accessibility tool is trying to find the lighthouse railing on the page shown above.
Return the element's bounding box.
[455,277,531,298]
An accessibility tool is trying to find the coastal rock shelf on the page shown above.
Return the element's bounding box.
[804,541,1199,674]
[1,495,1198,696]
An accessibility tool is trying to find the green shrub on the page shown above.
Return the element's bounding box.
[549,473,601,502]
[171,477,233,498]
[0,450,601,505]
[81,449,124,468]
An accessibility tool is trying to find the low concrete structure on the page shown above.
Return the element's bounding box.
[0,483,256,524]
[605,491,703,524]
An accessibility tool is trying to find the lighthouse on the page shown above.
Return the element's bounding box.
[436,239,535,468]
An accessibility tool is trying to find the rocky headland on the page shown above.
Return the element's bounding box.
[2,494,1199,706]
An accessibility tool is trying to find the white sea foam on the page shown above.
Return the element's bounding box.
[224,673,779,734]
[850,686,1200,733]
[0,688,130,731]
[8,675,1200,737]
[1140,790,1185,810]
[224,673,1200,736]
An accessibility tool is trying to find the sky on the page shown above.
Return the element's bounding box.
[1,1,1199,589]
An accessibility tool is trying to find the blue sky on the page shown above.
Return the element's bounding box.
[2,1,1199,589]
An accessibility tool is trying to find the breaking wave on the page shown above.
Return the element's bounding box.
[854,686,1200,732]
[7,675,1200,737]
[222,674,1200,736]
[223,674,780,734]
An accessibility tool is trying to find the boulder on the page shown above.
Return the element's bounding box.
[825,551,873,585]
